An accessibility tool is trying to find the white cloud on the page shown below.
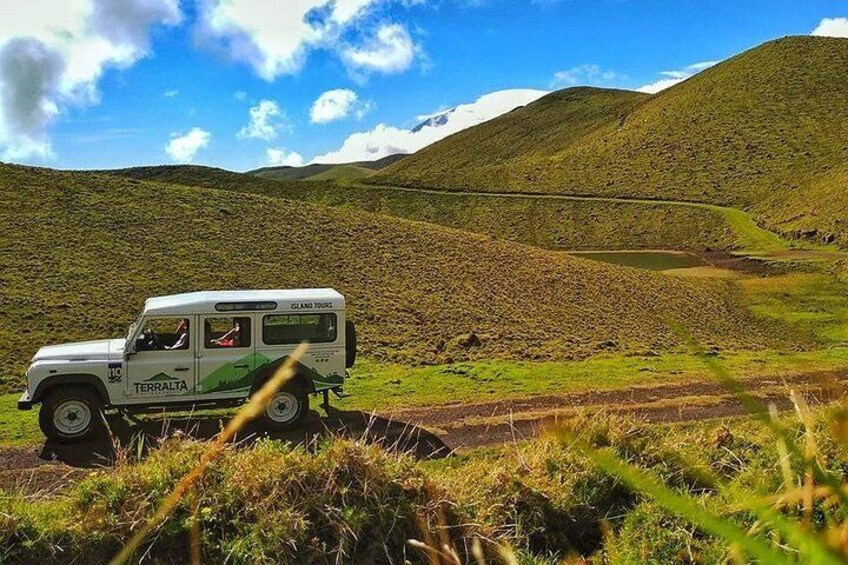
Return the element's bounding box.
[0,0,181,161]
[310,88,370,124]
[341,23,416,75]
[238,99,287,141]
[551,64,618,88]
[165,127,212,163]
[637,61,718,94]
[196,0,421,80]
[233,90,248,101]
[312,88,548,163]
[812,17,848,38]
[164,89,179,98]
[267,147,305,167]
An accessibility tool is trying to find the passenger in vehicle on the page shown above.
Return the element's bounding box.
[212,322,240,347]
[167,319,189,350]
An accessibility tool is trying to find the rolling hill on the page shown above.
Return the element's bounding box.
[109,165,738,252]
[0,163,790,390]
[374,36,848,247]
[251,154,406,181]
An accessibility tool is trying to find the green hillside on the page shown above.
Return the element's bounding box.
[231,180,741,252]
[0,164,791,390]
[305,164,373,182]
[109,165,739,251]
[375,37,848,247]
[249,163,335,181]
[251,153,406,181]
[378,87,648,181]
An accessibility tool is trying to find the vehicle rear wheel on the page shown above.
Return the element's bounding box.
[263,387,308,430]
[39,387,104,443]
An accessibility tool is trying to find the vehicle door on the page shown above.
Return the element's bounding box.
[196,315,256,398]
[126,316,197,401]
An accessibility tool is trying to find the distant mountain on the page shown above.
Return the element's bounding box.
[251,154,407,182]
[409,89,549,136]
[310,89,549,164]
[375,36,848,248]
[411,112,450,133]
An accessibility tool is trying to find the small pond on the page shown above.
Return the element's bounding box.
[567,251,709,271]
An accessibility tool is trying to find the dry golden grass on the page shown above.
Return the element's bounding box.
[0,163,794,391]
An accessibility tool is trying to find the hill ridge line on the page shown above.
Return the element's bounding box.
[349,182,790,255]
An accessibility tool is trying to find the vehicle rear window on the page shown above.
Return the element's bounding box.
[262,314,337,345]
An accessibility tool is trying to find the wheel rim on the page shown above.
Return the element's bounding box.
[266,392,300,423]
[53,400,92,436]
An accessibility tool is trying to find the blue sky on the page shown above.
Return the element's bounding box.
[0,0,846,171]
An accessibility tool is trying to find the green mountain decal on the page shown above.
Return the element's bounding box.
[199,353,271,394]
[147,372,177,382]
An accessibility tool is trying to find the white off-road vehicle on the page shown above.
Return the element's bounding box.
[18,289,356,443]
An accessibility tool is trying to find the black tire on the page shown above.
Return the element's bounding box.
[39,386,104,443]
[345,319,357,369]
[263,385,309,431]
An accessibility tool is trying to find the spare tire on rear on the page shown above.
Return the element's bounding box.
[345,319,357,368]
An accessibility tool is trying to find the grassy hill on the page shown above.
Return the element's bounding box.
[0,163,791,390]
[305,164,374,182]
[251,153,406,181]
[374,37,848,247]
[109,165,739,252]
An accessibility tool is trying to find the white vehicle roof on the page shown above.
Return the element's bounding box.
[143,289,345,316]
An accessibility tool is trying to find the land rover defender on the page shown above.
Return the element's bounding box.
[18,289,357,442]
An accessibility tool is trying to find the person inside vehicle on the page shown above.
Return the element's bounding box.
[167,319,189,350]
[212,322,240,347]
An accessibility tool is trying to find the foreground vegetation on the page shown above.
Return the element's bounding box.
[4,402,848,563]
[375,37,848,249]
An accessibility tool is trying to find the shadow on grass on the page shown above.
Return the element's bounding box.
[38,405,450,468]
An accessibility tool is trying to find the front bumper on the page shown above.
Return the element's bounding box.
[17,391,33,410]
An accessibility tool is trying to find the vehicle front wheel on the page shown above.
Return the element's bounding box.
[263,387,309,430]
[39,387,104,443]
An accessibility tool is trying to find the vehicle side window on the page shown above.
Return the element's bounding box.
[263,314,337,345]
[136,318,190,352]
[204,317,251,349]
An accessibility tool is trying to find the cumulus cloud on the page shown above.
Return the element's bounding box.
[267,147,305,167]
[637,61,717,94]
[0,39,64,159]
[341,23,416,75]
[812,17,848,38]
[0,0,181,161]
[551,64,618,88]
[312,88,548,163]
[165,127,212,163]
[310,89,370,123]
[238,99,287,140]
[195,0,421,80]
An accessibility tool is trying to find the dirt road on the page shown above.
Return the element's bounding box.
[2,369,845,495]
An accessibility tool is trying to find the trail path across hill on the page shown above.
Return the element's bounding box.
[354,183,847,260]
[2,368,845,496]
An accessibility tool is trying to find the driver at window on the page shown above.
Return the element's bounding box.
[166,319,189,350]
